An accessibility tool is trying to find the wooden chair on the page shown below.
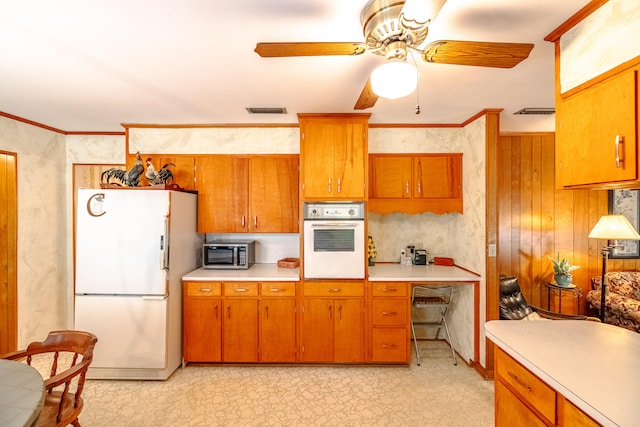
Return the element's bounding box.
[1,330,98,427]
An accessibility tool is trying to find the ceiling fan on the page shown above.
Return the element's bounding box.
[254,0,534,110]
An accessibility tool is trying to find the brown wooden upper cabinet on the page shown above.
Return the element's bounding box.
[196,155,299,233]
[556,67,639,188]
[368,153,463,215]
[299,113,369,200]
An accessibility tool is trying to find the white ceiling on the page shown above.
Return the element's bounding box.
[0,0,589,133]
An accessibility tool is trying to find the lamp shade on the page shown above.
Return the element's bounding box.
[588,215,640,240]
[370,60,418,99]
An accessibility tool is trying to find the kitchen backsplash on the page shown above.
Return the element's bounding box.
[205,233,300,264]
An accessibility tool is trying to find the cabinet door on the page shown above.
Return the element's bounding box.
[260,298,296,362]
[222,299,258,362]
[196,156,249,233]
[301,120,336,197]
[249,156,299,233]
[183,297,222,362]
[333,298,364,362]
[413,155,462,199]
[495,380,547,427]
[557,68,638,187]
[333,122,366,199]
[301,298,334,362]
[369,155,412,198]
[153,155,196,190]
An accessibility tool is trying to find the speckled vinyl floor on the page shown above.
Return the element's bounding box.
[79,341,494,427]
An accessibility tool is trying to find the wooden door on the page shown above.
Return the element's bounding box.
[222,298,258,362]
[183,297,222,362]
[249,156,299,233]
[300,120,335,198]
[260,298,296,362]
[0,151,17,354]
[301,298,334,362]
[333,298,364,362]
[333,122,366,198]
[557,68,637,187]
[369,155,412,199]
[196,156,249,233]
[415,154,462,199]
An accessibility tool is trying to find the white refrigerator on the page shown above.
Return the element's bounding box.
[75,189,201,380]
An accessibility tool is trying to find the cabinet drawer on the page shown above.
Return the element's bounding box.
[372,282,407,297]
[495,347,556,424]
[303,281,364,297]
[372,328,407,362]
[185,281,222,297]
[261,282,296,297]
[223,282,259,297]
[372,299,407,326]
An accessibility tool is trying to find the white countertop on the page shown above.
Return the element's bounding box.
[182,264,299,281]
[368,263,480,281]
[485,320,640,427]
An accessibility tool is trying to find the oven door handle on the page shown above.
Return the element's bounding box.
[309,222,359,227]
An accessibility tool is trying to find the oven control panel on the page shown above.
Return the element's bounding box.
[303,202,365,220]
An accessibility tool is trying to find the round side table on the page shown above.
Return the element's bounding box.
[545,282,583,315]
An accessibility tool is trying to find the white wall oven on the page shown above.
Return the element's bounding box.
[303,202,365,279]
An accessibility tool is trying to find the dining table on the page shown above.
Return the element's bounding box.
[0,359,45,427]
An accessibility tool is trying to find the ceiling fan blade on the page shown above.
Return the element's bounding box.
[422,40,534,68]
[354,78,379,110]
[255,42,366,57]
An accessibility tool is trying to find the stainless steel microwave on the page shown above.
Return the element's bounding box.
[202,241,255,269]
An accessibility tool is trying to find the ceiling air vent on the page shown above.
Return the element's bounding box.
[513,108,555,115]
[246,107,288,114]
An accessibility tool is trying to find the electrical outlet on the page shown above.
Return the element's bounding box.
[488,244,497,257]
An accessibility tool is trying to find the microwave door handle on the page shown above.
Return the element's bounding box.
[310,222,358,227]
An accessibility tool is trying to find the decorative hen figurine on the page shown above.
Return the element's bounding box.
[145,158,175,185]
[101,152,144,187]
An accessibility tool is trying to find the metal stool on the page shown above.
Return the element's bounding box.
[410,285,457,366]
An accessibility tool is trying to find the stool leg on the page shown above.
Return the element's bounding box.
[441,311,457,366]
[410,318,421,366]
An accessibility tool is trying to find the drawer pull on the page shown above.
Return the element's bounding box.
[381,344,397,349]
[508,372,532,391]
[199,288,212,292]
[382,311,398,316]
[327,288,342,293]
[269,288,283,292]
[381,288,399,293]
[234,288,248,292]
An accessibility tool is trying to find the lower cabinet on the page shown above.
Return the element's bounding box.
[300,281,365,363]
[370,282,409,363]
[494,346,600,427]
[183,280,296,364]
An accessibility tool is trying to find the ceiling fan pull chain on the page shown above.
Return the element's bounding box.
[408,49,421,115]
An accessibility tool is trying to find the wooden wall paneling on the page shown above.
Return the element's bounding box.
[520,137,535,304]
[0,152,18,354]
[510,138,522,278]
[497,136,512,278]
[540,135,556,308]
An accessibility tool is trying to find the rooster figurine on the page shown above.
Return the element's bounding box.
[145,158,175,185]
[101,152,144,187]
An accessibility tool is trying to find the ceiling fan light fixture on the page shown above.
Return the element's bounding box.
[370,60,417,99]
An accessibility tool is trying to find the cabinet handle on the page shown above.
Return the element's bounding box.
[269,288,283,292]
[199,288,212,293]
[417,180,422,194]
[337,178,341,193]
[615,134,623,168]
[328,178,332,193]
[381,344,397,349]
[405,181,409,194]
[338,304,342,320]
[234,288,248,292]
[508,372,532,391]
[241,215,246,227]
[381,288,398,293]
[254,216,258,228]
[227,305,231,319]
[328,305,332,319]
[327,288,341,293]
[264,305,269,319]
[215,305,218,319]
[382,311,398,316]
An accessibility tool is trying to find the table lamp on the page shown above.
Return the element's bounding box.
[588,214,640,322]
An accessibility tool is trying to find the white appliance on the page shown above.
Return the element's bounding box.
[303,202,365,279]
[75,189,200,380]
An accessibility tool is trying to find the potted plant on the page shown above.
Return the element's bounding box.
[548,252,580,287]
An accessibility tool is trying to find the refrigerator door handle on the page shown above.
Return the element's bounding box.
[160,218,169,271]
[142,295,168,300]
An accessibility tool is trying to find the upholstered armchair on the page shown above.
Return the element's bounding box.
[588,271,640,332]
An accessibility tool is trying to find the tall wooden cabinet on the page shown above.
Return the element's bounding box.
[196,155,299,233]
[368,153,463,214]
[300,281,365,363]
[299,114,369,200]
